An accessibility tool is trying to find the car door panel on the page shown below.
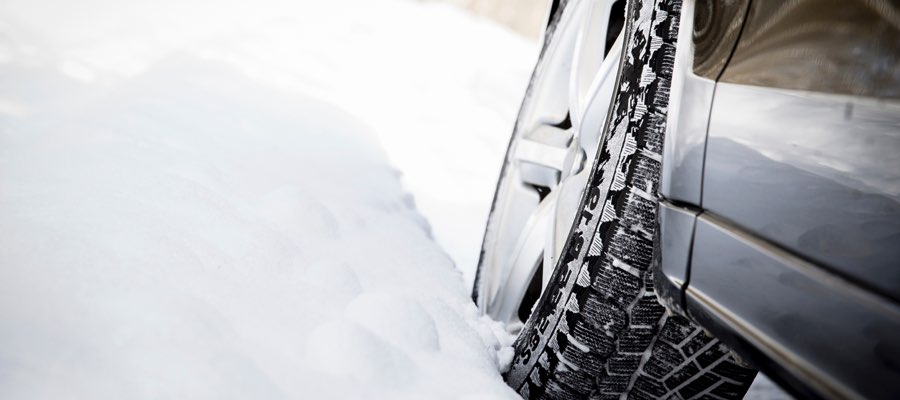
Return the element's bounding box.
[686,213,900,400]
[703,85,900,300]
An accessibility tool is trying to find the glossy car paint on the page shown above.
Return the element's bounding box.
[660,0,751,204]
[691,0,749,80]
[703,85,900,300]
[701,2,900,302]
[685,214,900,400]
[659,0,716,204]
[651,0,900,398]
[721,0,900,99]
[654,200,698,316]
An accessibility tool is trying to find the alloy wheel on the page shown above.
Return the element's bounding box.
[477,0,626,333]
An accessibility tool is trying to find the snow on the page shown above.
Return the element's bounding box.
[0,0,536,398]
[1,0,539,288]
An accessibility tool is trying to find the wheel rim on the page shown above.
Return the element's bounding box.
[478,0,625,332]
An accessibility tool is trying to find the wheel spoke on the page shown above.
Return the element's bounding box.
[488,190,557,325]
[519,3,580,130]
[544,169,590,285]
[577,33,622,153]
[514,138,569,170]
[569,0,618,128]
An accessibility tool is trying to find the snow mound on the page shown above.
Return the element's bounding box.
[0,0,539,290]
[0,54,517,399]
[0,0,540,397]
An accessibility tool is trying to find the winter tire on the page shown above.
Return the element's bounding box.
[473,0,759,398]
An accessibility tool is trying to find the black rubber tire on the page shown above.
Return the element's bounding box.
[477,0,759,399]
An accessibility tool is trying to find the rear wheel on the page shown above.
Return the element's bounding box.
[474,0,758,398]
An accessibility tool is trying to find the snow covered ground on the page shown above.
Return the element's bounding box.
[0,0,788,397]
[0,0,534,398]
[0,0,538,288]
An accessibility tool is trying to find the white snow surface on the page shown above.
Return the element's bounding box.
[0,0,538,398]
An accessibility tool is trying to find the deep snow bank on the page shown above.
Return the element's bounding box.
[0,0,540,397]
[0,0,539,289]
[0,45,518,400]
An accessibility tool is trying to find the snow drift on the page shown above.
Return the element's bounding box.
[0,55,521,398]
[0,0,545,393]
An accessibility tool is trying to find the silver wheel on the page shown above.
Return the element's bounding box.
[476,0,626,332]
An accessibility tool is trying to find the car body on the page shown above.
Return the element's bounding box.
[607,0,900,398]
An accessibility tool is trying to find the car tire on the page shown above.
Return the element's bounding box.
[475,0,759,398]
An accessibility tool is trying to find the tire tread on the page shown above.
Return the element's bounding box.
[501,1,758,399]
